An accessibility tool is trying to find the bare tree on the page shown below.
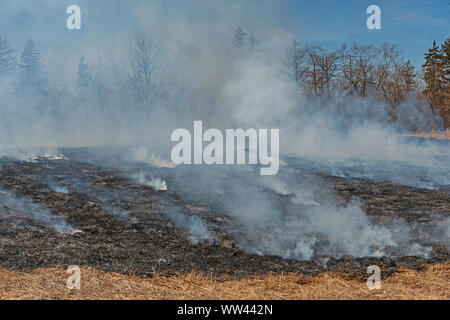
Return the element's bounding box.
[388,59,418,106]
[129,35,160,104]
[339,43,378,97]
[286,41,338,96]
[372,44,397,101]
[313,47,339,96]
[286,40,306,87]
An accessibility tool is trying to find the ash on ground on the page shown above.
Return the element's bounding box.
[0,148,448,278]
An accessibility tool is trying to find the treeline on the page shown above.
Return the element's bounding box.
[0,38,47,95]
[287,42,417,103]
[284,37,450,128]
[0,30,449,129]
[0,35,167,119]
[232,25,449,129]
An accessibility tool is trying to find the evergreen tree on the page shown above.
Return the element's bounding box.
[400,60,416,91]
[248,33,258,51]
[439,38,450,127]
[423,42,444,105]
[0,36,15,75]
[423,39,450,127]
[18,39,46,92]
[440,38,450,88]
[232,26,246,54]
[77,55,91,89]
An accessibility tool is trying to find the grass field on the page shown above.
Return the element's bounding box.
[1,263,448,300]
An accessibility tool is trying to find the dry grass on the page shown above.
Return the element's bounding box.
[0,263,449,300]
[405,129,450,140]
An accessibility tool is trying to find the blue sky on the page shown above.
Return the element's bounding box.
[0,0,448,69]
[288,0,450,67]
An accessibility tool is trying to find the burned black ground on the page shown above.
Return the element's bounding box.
[0,156,448,278]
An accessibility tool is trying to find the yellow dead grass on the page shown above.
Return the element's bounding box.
[405,129,450,140]
[0,263,449,300]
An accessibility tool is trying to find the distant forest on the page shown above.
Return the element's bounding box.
[284,35,450,129]
[0,28,449,130]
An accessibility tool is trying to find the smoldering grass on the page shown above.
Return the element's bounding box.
[47,183,69,194]
[0,188,80,234]
[130,170,168,191]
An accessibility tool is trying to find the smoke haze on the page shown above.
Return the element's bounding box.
[0,0,448,262]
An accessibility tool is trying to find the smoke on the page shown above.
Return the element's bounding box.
[432,216,450,247]
[47,183,69,194]
[130,170,168,191]
[130,147,176,169]
[445,219,450,245]
[0,0,448,261]
[0,147,65,163]
[162,165,435,260]
[0,0,444,156]
[156,190,213,245]
[166,212,212,245]
[0,188,79,234]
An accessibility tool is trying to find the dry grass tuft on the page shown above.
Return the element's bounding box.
[0,263,448,300]
[405,129,450,140]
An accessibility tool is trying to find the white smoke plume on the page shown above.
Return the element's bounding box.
[130,170,168,191]
[0,0,447,261]
[0,188,79,234]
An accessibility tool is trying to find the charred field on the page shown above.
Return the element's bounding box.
[0,146,449,280]
[0,0,449,302]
